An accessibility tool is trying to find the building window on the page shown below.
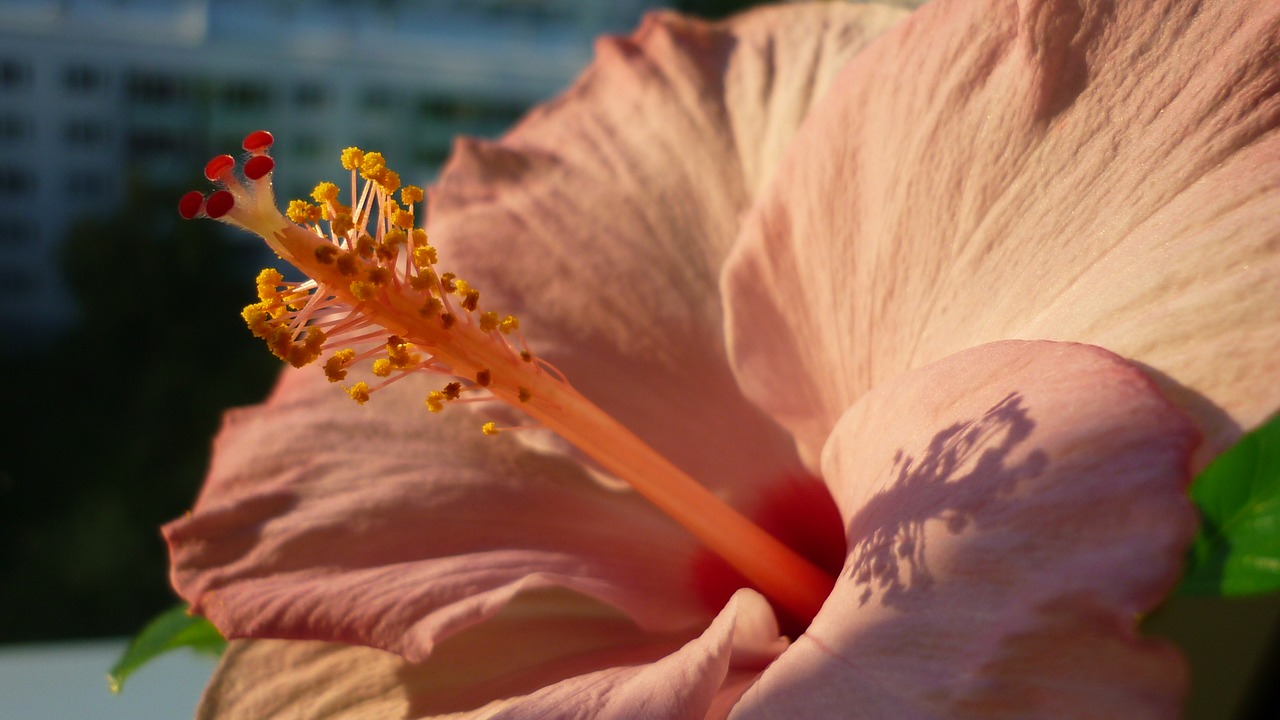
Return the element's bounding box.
[415,95,525,124]
[1,59,32,89]
[362,87,394,113]
[63,119,112,147]
[64,64,105,94]
[223,81,272,109]
[128,128,198,159]
[126,71,186,104]
[0,168,35,197]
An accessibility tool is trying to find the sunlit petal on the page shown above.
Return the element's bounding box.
[724,0,1280,467]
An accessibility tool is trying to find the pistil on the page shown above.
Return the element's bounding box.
[181,131,836,624]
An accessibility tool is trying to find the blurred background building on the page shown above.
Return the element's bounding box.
[0,0,663,345]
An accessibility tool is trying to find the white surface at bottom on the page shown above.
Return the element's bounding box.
[0,639,215,720]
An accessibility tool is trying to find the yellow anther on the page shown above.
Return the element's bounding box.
[331,212,354,236]
[518,387,532,403]
[287,339,323,368]
[350,280,377,302]
[324,349,356,382]
[286,200,322,224]
[418,297,444,316]
[412,228,428,245]
[383,229,407,247]
[303,327,327,351]
[266,325,293,361]
[401,185,423,204]
[425,391,446,413]
[479,311,500,332]
[359,152,386,178]
[481,422,499,436]
[372,358,392,377]
[412,245,438,269]
[391,207,414,229]
[378,170,401,194]
[347,382,371,405]
[320,201,350,222]
[241,302,274,338]
[386,336,419,368]
[335,252,360,277]
[340,147,364,170]
[409,273,435,292]
[440,273,457,293]
[311,182,340,203]
[499,315,520,335]
[255,268,284,302]
[461,289,480,312]
[314,244,339,264]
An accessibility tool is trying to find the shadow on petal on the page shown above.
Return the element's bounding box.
[844,392,1048,607]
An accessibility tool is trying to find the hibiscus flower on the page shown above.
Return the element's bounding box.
[166,1,1280,718]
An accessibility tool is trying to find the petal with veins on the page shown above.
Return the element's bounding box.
[724,0,1280,467]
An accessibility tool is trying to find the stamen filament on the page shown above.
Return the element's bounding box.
[525,382,836,622]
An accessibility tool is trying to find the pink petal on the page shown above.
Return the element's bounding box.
[731,341,1197,719]
[427,4,908,506]
[723,0,1280,467]
[166,365,713,662]
[468,590,785,720]
[198,589,785,719]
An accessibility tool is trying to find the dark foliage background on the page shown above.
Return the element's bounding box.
[675,0,762,17]
[0,178,278,642]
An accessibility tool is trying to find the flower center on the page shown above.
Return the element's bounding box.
[180,131,838,625]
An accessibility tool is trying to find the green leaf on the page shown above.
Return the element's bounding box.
[107,603,226,694]
[1179,412,1280,596]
